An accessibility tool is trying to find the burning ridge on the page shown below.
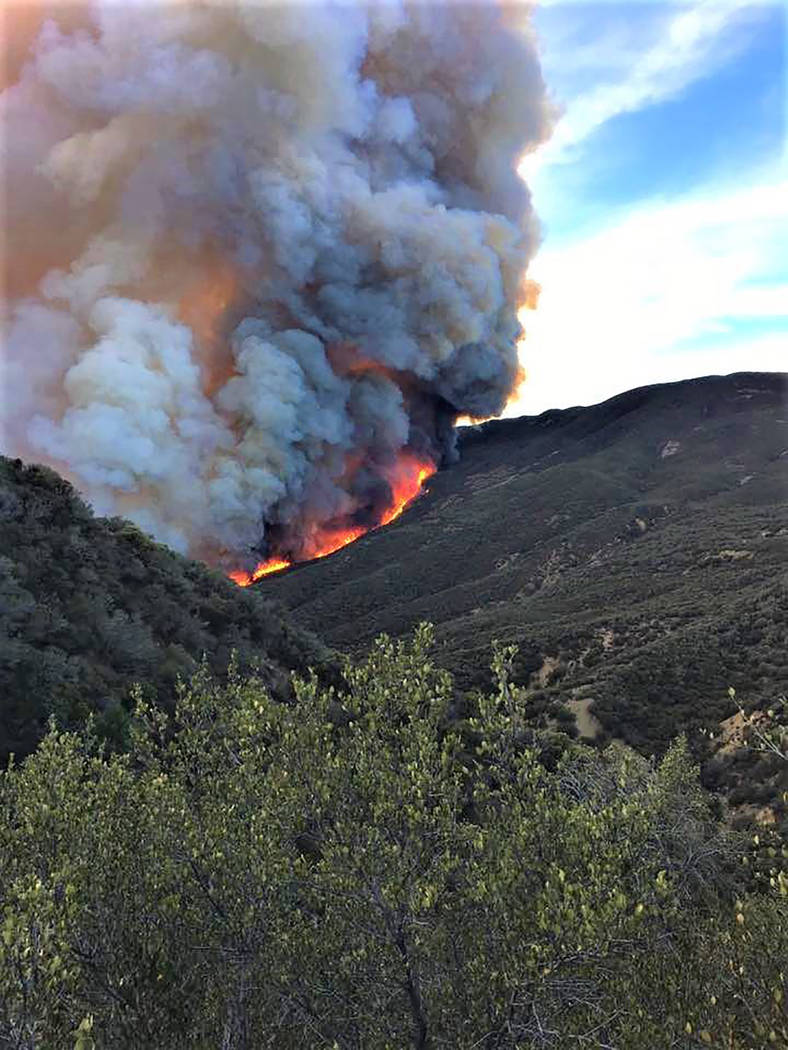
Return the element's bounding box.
[229,452,435,585]
[1,1,553,578]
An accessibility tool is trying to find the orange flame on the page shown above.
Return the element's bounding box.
[380,458,435,526]
[304,523,367,561]
[228,558,292,587]
[229,453,435,586]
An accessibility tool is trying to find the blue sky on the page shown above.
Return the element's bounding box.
[507,0,787,415]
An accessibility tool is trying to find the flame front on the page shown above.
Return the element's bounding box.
[380,461,435,527]
[230,453,435,587]
[228,558,292,587]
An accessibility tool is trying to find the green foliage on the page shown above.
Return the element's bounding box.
[0,456,337,763]
[1,628,785,1048]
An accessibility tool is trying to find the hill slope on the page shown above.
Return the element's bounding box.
[262,372,788,755]
[0,457,336,762]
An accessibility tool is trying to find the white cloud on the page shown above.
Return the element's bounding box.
[507,177,788,416]
[522,0,763,185]
[501,1,785,419]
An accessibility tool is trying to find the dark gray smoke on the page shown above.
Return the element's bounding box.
[1,0,553,567]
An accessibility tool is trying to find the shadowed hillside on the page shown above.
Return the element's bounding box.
[0,458,337,762]
[262,372,788,757]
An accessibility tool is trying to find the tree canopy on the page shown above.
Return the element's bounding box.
[1,627,786,1048]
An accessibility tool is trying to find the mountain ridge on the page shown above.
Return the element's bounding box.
[261,371,788,765]
[2,371,785,796]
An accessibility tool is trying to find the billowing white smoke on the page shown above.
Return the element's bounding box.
[1,0,552,567]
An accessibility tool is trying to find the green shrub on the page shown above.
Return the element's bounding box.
[1,627,785,1049]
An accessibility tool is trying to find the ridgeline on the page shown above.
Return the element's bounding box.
[263,372,788,757]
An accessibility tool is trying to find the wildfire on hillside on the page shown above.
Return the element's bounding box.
[229,452,435,586]
[4,4,552,573]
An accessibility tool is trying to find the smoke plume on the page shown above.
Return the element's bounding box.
[1,0,552,569]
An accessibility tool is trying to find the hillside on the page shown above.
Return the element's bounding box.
[262,372,788,758]
[0,457,336,762]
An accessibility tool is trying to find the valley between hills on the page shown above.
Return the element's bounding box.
[2,372,786,818]
[3,372,788,1049]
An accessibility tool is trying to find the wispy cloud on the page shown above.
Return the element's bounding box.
[522,0,765,183]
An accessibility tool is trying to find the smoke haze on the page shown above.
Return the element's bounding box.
[1,0,553,568]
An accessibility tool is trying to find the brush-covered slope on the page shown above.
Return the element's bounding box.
[263,372,788,756]
[0,457,336,762]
